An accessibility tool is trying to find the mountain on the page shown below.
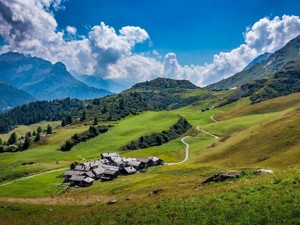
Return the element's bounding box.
[0,80,35,112]
[131,77,198,90]
[208,35,300,90]
[0,77,212,133]
[243,52,271,71]
[72,74,127,93]
[0,52,111,100]
[217,59,300,106]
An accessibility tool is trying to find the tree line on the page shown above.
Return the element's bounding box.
[60,125,109,151]
[0,98,84,133]
[124,117,192,150]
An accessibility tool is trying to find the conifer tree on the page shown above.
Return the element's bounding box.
[7,132,17,145]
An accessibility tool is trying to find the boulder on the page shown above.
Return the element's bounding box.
[253,169,273,174]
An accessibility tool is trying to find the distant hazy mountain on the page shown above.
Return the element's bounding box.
[207,35,300,90]
[0,52,111,100]
[243,52,271,71]
[0,80,35,111]
[72,73,127,93]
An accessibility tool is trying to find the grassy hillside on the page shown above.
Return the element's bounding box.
[0,111,179,185]
[0,91,299,224]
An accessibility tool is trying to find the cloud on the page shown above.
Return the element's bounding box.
[66,26,76,35]
[106,54,162,86]
[0,0,150,78]
[1,1,300,89]
[167,15,300,86]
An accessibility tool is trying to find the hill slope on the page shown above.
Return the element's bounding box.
[0,80,35,112]
[208,35,300,90]
[0,52,111,100]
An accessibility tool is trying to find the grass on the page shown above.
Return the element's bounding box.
[0,121,61,141]
[0,92,299,224]
[0,169,299,225]
[0,111,179,196]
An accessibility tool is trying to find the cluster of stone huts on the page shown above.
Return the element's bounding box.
[63,153,164,187]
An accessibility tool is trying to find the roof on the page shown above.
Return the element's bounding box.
[74,165,91,171]
[101,153,120,158]
[148,156,161,162]
[83,171,95,178]
[63,170,84,176]
[100,159,110,164]
[102,165,119,171]
[103,169,118,175]
[93,167,106,175]
[138,158,151,163]
[82,161,100,168]
[83,177,94,183]
[123,167,137,174]
[69,175,86,182]
[128,160,141,167]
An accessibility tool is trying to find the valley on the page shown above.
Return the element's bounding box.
[0,6,300,223]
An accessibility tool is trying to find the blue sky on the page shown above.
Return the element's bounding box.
[55,0,300,65]
[1,0,300,88]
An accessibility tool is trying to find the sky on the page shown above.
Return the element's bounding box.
[1,0,300,89]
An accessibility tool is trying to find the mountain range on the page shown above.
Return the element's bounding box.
[208,35,300,90]
[0,80,35,112]
[0,52,111,102]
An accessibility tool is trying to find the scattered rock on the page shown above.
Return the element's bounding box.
[148,188,163,196]
[258,156,267,162]
[194,172,240,188]
[0,205,8,209]
[253,169,273,175]
[107,199,117,205]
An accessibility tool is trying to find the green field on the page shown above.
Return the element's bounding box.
[0,92,299,224]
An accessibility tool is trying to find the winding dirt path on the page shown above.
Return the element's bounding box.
[0,167,67,187]
[196,126,219,139]
[165,136,190,165]
[210,114,218,122]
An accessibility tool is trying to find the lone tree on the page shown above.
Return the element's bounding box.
[46,124,53,134]
[0,137,3,146]
[7,132,17,145]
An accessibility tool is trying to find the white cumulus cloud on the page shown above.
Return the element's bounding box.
[1,0,300,89]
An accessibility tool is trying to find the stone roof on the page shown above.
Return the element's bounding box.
[123,167,137,174]
[69,175,85,181]
[101,153,120,158]
[83,177,94,183]
[93,167,106,175]
[148,156,161,162]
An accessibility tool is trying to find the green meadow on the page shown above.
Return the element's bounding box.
[0,93,299,224]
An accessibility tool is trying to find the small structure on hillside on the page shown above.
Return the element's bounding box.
[62,153,164,187]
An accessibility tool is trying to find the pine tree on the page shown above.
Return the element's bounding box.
[34,132,41,142]
[33,130,36,136]
[93,117,98,125]
[26,131,32,137]
[22,134,31,150]
[37,126,43,134]
[80,110,86,122]
[0,137,3,146]
[46,124,53,134]
[7,132,17,145]
[61,119,66,127]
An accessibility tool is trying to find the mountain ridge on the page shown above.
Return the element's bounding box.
[207,35,300,90]
[0,52,111,100]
